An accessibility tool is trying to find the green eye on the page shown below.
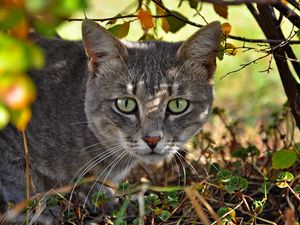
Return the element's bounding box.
[116,97,137,113]
[167,98,189,114]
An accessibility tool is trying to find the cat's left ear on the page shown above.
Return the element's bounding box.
[82,19,127,76]
[177,21,222,79]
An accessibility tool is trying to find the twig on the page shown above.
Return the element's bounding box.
[22,130,30,225]
[221,53,271,78]
[196,0,278,5]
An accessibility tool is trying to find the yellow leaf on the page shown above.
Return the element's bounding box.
[11,107,31,131]
[0,104,10,129]
[138,8,154,30]
[221,22,231,36]
[225,43,237,56]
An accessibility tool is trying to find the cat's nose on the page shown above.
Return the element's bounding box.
[143,136,161,149]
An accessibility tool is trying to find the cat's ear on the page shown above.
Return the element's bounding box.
[177,21,222,79]
[82,19,127,76]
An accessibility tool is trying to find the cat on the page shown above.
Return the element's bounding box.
[0,19,221,217]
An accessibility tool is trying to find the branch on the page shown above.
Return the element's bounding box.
[273,1,300,28]
[151,0,300,44]
[287,0,300,10]
[255,4,300,129]
[197,0,278,5]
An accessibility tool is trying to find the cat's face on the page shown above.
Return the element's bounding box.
[82,20,221,164]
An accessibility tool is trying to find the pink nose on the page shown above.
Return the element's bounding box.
[143,136,161,149]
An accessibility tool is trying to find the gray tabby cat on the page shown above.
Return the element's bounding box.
[0,19,221,214]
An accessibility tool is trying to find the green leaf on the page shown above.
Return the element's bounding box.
[108,22,130,38]
[26,0,49,12]
[166,11,187,33]
[217,207,235,221]
[0,104,10,129]
[294,185,300,193]
[217,170,232,183]
[0,8,24,30]
[276,172,294,188]
[159,210,171,221]
[297,30,300,40]
[272,149,297,169]
[55,0,87,15]
[91,192,109,208]
[189,0,199,9]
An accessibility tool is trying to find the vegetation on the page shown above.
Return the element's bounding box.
[0,0,299,224]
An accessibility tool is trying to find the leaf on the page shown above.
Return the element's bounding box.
[297,30,300,40]
[217,207,236,221]
[225,43,237,56]
[159,210,171,221]
[10,107,32,131]
[161,18,170,33]
[272,149,297,169]
[213,4,228,19]
[108,22,130,39]
[0,8,24,30]
[4,74,36,110]
[166,11,187,33]
[189,0,199,9]
[138,8,154,29]
[276,172,294,188]
[0,104,10,129]
[221,22,231,36]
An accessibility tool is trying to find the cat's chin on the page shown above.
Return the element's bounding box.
[135,153,173,164]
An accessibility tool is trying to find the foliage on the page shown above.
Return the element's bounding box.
[0,0,86,130]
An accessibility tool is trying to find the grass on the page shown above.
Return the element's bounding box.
[1,105,299,225]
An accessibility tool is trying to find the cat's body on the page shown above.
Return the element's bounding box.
[0,20,221,214]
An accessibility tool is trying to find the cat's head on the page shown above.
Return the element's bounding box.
[82,19,221,164]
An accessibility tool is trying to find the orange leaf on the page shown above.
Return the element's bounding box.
[10,17,29,39]
[213,4,228,19]
[162,18,170,33]
[138,9,154,30]
[221,22,231,36]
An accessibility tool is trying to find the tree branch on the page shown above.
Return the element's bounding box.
[197,0,278,5]
[273,1,300,28]
[287,0,300,10]
[254,4,300,129]
[150,0,300,44]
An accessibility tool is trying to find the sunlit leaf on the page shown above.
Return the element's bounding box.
[138,8,154,30]
[272,149,297,169]
[221,22,231,37]
[25,0,49,12]
[166,11,187,33]
[3,74,36,110]
[225,43,237,56]
[0,104,10,129]
[161,18,170,33]
[55,0,86,15]
[276,172,294,188]
[10,107,32,131]
[0,34,44,72]
[108,22,130,39]
[213,4,228,19]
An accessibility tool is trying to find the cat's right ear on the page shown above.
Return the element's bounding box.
[82,19,127,77]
